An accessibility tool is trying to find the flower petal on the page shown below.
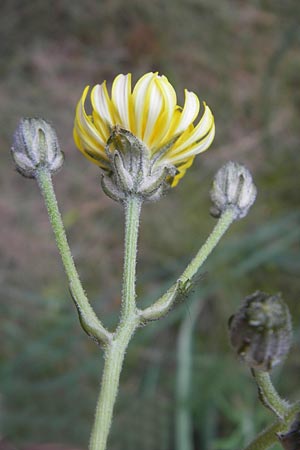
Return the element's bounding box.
[74,86,109,166]
[170,103,214,155]
[148,75,177,149]
[91,82,116,127]
[111,74,133,130]
[132,72,156,138]
[170,90,200,136]
[75,87,107,148]
[142,77,164,145]
[168,122,215,164]
[171,156,195,186]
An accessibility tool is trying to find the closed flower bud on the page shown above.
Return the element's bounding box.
[101,126,176,202]
[277,414,300,450]
[11,118,64,178]
[210,161,257,219]
[229,291,292,371]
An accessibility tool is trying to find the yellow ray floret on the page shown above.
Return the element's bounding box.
[73,72,215,186]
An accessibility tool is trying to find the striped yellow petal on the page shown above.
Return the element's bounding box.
[171,156,195,186]
[132,72,156,138]
[168,124,215,164]
[148,76,177,149]
[169,103,214,156]
[111,74,133,130]
[75,88,106,151]
[142,77,164,145]
[91,82,115,127]
[172,90,200,135]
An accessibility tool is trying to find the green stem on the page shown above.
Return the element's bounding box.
[180,207,236,283]
[89,318,139,450]
[121,196,142,320]
[36,169,111,345]
[139,207,236,322]
[252,370,290,419]
[89,195,142,450]
[243,420,285,450]
[243,402,300,450]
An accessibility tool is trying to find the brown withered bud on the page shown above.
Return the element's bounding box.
[228,291,292,371]
[277,414,300,450]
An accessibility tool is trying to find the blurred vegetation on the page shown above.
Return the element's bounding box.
[1,0,300,449]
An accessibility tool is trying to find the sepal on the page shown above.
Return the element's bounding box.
[101,126,176,203]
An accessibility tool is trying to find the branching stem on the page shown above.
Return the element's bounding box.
[89,195,142,450]
[139,207,236,322]
[37,171,237,450]
[243,402,300,450]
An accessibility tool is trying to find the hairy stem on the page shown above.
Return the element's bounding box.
[139,207,236,322]
[180,207,236,283]
[89,318,139,450]
[243,420,285,450]
[89,195,142,450]
[36,168,111,345]
[252,370,290,419]
[243,402,300,450]
[121,197,142,321]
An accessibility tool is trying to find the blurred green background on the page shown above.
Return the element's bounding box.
[1,1,300,449]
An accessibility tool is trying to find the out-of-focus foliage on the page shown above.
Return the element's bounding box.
[1,0,300,449]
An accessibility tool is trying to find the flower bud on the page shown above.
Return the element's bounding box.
[210,161,257,219]
[101,126,176,202]
[11,118,64,178]
[277,414,300,450]
[229,291,292,371]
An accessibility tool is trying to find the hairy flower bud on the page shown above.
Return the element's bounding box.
[101,126,177,202]
[11,118,64,178]
[277,414,300,450]
[210,161,257,219]
[229,291,292,371]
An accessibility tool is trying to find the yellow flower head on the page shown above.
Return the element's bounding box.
[74,72,215,187]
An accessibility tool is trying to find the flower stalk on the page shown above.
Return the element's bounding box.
[252,370,290,419]
[89,195,142,450]
[139,206,236,323]
[89,319,139,450]
[180,206,236,283]
[36,168,111,346]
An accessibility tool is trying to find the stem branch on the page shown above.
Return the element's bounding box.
[180,207,236,283]
[36,169,111,345]
[139,207,236,322]
[243,402,300,450]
